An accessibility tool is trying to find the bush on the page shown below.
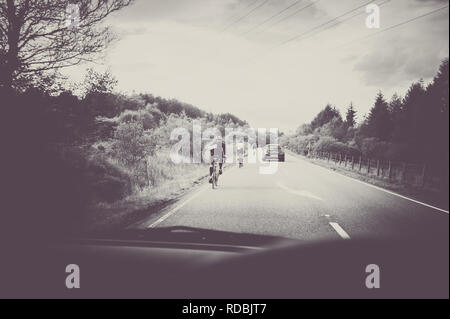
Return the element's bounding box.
[313,136,360,157]
[94,117,117,139]
[84,151,133,203]
[358,137,390,159]
[315,116,347,141]
[49,147,133,204]
[282,134,318,154]
[111,121,162,190]
[118,108,158,130]
[88,169,132,202]
[146,152,172,186]
[112,121,154,166]
[356,137,412,160]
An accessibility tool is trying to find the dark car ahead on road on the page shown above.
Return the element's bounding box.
[263,144,285,162]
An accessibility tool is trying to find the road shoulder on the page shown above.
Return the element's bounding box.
[286,150,449,214]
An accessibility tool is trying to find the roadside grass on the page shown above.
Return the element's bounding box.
[287,150,449,211]
[83,145,237,233]
[83,161,210,233]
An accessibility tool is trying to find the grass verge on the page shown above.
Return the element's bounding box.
[82,162,235,233]
[83,164,210,233]
[287,150,449,211]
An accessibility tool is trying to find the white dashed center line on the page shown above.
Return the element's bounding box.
[276,181,324,201]
[329,222,351,239]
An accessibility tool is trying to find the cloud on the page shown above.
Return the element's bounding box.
[64,0,449,131]
[354,41,447,87]
[353,2,449,88]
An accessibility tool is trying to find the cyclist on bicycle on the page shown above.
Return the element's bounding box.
[208,136,226,184]
[237,141,244,168]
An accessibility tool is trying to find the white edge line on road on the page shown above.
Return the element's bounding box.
[327,167,449,214]
[288,152,449,215]
[329,222,351,239]
[147,185,209,228]
[147,164,238,228]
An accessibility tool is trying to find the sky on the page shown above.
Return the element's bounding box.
[64,0,449,133]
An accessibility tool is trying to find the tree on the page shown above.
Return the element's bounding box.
[296,123,312,136]
[398,81,427,154]
[80,68,119,119]
[83,68,117,95]
[388,93,403,142]
[427,58,449,114]
[0,0,134,90]
[310,104,341,130]
[317,116,346,141]
[423,59,448,168]
[365,91,391,141]
[388,93,402,115]
[345,102,356,127]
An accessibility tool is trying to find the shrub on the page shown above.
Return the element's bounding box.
[118,108,158,130]
[283,134,318,154]
[112,121,153,167]
[313,136,360,157]
[84,151,133,203]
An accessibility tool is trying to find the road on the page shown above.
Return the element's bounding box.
[137,153,449,242]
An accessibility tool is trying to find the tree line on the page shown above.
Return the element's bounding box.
[1,1,251,234]
[281,58,449,177]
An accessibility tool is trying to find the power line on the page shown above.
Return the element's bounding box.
[275,0,376,48]
[295,0,391,46]
[251,0,321,37]
[241,0,304,36]
[247,0,375,61]
[221,0,271,32]
[340,3,449,48]
[222,0,262,26]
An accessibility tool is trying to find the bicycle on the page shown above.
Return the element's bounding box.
[211,159,219,189]
[237,143,244,168]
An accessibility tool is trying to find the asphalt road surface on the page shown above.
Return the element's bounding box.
[137,153,449,242]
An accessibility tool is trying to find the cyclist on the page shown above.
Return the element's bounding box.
[237,141,244,168]
[208,136,226,183]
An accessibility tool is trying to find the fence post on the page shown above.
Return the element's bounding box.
[359,156,362,171]
[344,154,347,167]
[367,158,371,174]
[388,160,392,180]
[328,152,330,163]
[376,160,380,177]
[351,156,354,170]
[421,164,426,188]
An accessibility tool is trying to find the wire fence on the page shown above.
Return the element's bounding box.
[302,151,447,191]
